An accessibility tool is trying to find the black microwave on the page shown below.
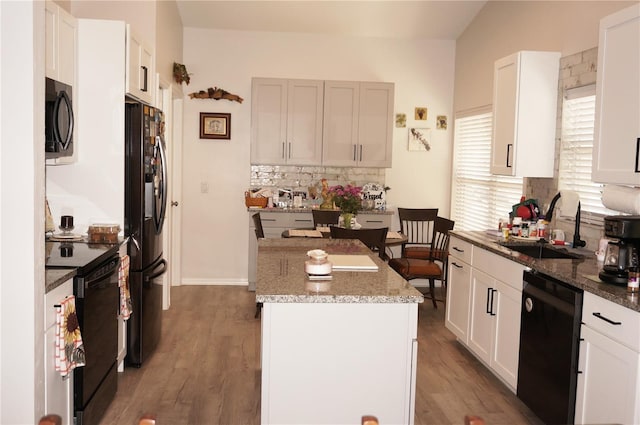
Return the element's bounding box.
[45,77,74,159]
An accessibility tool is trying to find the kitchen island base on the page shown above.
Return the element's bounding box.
[260,302,418,425]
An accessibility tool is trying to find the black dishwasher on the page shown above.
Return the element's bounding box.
[517,270,583,425]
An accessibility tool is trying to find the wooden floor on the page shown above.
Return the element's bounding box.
[99,285,543,425]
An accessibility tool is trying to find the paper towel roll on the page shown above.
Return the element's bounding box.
[602,184,640,214]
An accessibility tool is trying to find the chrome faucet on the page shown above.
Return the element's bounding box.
[544,192,586,247]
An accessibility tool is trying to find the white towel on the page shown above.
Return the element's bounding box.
[602,184,640,214]
[557,190,580,218]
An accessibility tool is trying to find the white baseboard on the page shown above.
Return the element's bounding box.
[180,278,248,286]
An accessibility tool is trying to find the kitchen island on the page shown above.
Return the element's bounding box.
[256,238,423,425]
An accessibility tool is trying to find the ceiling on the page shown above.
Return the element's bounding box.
[176,1,488,40]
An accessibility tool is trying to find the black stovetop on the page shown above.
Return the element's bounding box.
[45,240,119,275]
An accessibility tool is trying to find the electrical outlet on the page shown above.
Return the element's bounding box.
[200,182,209,193]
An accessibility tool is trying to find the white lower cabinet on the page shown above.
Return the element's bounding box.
[575,292,640,424]
[44,279,74,425]
[446,237,472,344]
[448,244,525,392]
[261,302,417,424]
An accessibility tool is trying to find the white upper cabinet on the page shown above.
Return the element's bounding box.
[323,81,394,167]
[45,1,76,86]
[592,4,640,185]
[251,78,324,165]
[126,25,154,105]
[490,51,560,177]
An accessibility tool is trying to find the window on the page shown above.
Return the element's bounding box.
[558,85,616,223]
[451,109,524,230]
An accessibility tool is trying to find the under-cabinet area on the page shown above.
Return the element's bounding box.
[446,231,640,425]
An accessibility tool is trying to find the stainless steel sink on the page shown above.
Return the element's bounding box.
[501,243,584,259]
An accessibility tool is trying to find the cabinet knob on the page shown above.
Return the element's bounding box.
[171,201,179,207]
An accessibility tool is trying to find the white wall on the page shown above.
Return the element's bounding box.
[1,2,46,423]
[454,0,635,113]
[181,28,455,284]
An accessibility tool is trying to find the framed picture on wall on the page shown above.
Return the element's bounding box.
[200,112,231,140]
[408,128,431,151]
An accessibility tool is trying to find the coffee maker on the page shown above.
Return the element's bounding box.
[599,215,640,285]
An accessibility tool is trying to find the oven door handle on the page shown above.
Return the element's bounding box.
[145,259,168,282]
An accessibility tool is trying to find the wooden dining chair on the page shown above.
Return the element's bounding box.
[38,415,62,425]
[312,209,341,228]
[330,226,389,259]
[464,415,485,425]
[253,213,264,318]
[397,208,439,258]
[389,216,454,308]
[252,212,265,239]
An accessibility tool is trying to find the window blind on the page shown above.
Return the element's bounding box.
[452,110,524,230]
[558,85,616,223]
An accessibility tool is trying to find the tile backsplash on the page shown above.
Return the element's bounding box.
[250,165,385,194]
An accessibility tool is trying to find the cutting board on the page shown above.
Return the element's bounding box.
[328,254,379,271]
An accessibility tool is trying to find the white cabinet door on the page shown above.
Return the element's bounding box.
[251,79,288,164]
[468,262,522,391]
[358,82,394,167]
[251,79,323,165]
[45,1,76,85]
[491,280,521,389]
[490,51,560,177]
[592,4,640,185]
[323,81,394,167]
[468,268,494,365]
[322,81,360,166]
[44,279,74,425]
[287,80,324,165]
[126,25,154,105]
[45,2,58,80]
[446,256,472,344]
[575,325,640,425]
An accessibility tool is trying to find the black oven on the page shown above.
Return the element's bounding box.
[45,77,74,159]
[46,241,120,425]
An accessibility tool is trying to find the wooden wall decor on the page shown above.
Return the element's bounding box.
[173,62,191,85]
[189,87,244,103]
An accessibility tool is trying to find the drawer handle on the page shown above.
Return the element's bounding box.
[451,262,463,269]
[453,247,464,253]
[366,220,383,223]
[592,312,622,325]
[294,219,312,222]
[262,218,277,222]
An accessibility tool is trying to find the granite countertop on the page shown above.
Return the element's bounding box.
[45,268,76,293]
[247,207,393,215]
[452,230,640,313]
[256,238,423,304]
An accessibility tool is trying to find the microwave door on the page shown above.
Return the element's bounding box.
[53,90,74,151]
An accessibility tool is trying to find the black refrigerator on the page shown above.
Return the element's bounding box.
[124,99,168,367]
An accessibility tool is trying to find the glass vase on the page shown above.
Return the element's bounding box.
[341,213,354,229]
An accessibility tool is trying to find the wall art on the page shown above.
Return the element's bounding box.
[436,115,448,130]
[200,112,231,140]
[408,128,431,151]
[395,113,407,128]
[414,107,427,120]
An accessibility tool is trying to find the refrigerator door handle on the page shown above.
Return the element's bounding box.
[144,258,168,282]
[154,135,168,234]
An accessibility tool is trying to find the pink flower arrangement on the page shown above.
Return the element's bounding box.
[329,184,363,214]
